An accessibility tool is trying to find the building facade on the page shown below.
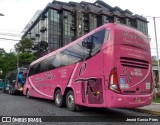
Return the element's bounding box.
[22,0,148,57]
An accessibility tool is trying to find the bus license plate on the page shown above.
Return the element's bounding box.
[134,98,141,102]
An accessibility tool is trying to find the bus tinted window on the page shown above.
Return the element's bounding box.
[53,52,61,68]
[40,60,48,73]
[47,55,56,70]
[83,29,106,59]
[28,29,106,76]
[67,41,84,65]
[34,64,40,74]
[61,50,69,66]
[28,66,34,76]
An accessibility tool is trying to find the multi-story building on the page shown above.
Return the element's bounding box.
[22,0,148,57]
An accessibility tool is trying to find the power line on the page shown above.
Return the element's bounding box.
[0,32,21,37]
[0,38,20,41]
[143,16,160,18]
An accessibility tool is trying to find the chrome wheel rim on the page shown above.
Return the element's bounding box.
[68,94,74,107]
[56,93,61,104]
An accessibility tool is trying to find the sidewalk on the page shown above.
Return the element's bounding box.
[135,102,160,115]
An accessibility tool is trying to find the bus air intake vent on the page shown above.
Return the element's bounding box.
[120,57,149,69]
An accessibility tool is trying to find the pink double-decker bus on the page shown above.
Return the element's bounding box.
[23,23,153,111]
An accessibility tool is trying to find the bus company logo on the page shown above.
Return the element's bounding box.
[2,117,11,122]
[35,76,43,82]
[78,62,87,77]
[46,72,55,80]
[131,69,143,77]
[122,31,144,42]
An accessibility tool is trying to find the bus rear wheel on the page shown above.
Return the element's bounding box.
[54,89,65,107]
[66,90,76,111]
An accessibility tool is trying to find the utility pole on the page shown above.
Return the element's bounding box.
[153,17,160,98]
[153,17,160,70]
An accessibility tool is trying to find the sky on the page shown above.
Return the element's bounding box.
[0,0,160,57]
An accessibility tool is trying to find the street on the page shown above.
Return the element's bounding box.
[0,90,159,125]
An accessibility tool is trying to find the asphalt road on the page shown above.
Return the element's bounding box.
[0,90,159,125]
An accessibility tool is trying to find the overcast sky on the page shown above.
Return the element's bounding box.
[0,0,160,56]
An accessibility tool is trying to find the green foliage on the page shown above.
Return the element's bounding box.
[152,56,160,66]
[19,52,37,66]
[0,51,36,79]
[153,98,160,103]
[14,38,33,52]
[0,52,17,78]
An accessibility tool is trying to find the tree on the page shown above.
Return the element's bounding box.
[14,38,33,52]
[152,56,160,66]
[0,48,5,55]
[0,51,36,79]
[18,52,37,67]
[0,52,17,78]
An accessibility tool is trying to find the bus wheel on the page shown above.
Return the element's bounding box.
[54,90,65,107]
[26,89,31,99]
[66,90,76,111]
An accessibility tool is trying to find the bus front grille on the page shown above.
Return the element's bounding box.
[120,57,149,69]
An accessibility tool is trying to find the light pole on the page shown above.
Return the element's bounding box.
[152,16,160,98]
[145,16,160,98]
[153,17,160,69]
[153,17,160,86]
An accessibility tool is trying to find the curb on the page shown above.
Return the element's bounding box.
[134,108,160,116]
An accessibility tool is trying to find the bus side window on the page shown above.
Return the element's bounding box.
[34,64,40,74]
[52,52,61,68]
[67,42,84,65]
[83,29,106,59]
[61,50,69,67]
[40,61,47,73]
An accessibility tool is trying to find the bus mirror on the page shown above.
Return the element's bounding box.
[82,40,95,49]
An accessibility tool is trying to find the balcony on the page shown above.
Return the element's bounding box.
[63,14,68,19]
[84,28,89,31]
[71,26,76,31]
[27,31,31,35]
[40,27,47,32]
[40,15,47,20]
[30,37,36,40]
[35,34,40,37]
[83,17,89,22]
